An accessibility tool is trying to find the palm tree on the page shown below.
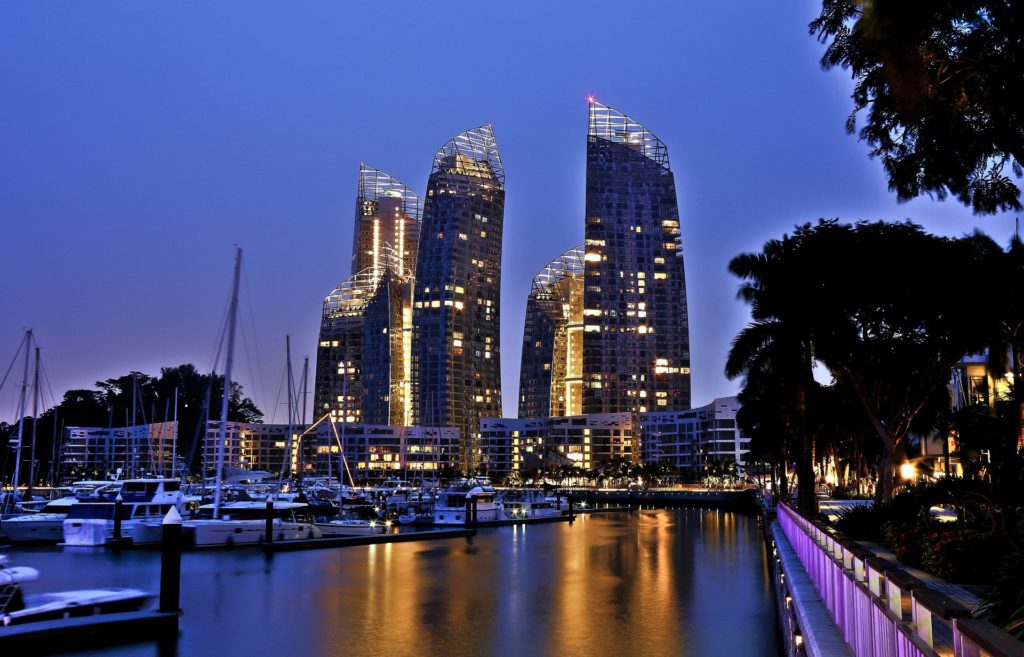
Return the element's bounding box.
[728,234,821,515]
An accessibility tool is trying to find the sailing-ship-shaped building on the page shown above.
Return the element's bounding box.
[314,166,421,426]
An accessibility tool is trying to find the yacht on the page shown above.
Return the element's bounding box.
[433,478,505,525]
[0,555,149,625]
[133,500,322,547]
[2,498,80,543]
[501,489,566,519]
[61,479,184,546]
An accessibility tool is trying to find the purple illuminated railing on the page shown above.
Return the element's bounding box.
[776,503,1024,657]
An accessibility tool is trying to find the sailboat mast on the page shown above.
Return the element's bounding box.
[172,387,179,479]
[27,346,40,499]
[282,335,295,488]
[11,329,32,495]
[300,357,309,426]
[213,247,243,519]
[130,372,138,478]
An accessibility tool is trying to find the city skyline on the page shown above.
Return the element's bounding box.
[2,2,1019,424]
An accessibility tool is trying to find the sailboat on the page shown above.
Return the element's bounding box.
[133,248,321,547]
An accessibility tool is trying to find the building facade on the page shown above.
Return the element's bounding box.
[518,245,585,419]
[60,422,179,480]
[480,413,633,476]
[412,126,505,470]
[638,397,749,475]
[201,421,458,482]
[315,166,420,427]
[350,164,421,279]
[582,101,691,415]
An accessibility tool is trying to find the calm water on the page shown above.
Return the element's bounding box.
[11,509,779,657]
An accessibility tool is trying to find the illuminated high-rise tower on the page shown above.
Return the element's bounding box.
[412,125,505,471]
[582,101,691,415]
[518,245,585,419]
[351,164,421,278]
[314,167,420,426]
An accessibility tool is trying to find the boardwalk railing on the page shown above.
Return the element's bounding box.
[776,502,1024,657]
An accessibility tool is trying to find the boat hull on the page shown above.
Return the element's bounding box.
[432,505,504,525]
[133,519,322,547]
[62,519,121,546]
[2,517,66,544]
[5,589,151,625]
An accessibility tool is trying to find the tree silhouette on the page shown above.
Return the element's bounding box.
[811,1,1024,214]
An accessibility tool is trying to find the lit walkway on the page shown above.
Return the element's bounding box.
[772,521,854,657]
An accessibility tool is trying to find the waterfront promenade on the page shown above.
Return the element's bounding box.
[769,502,1024,657]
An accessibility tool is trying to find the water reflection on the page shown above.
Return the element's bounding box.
[18,509,777,657]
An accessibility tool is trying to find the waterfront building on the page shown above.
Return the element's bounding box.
[201,421,458,482]
[412,125,505,471]
[480,413,633,476]
[518,245,586,419]
[201,421,294,477]
[60,422,179,480]
[582,101,691,415]
[314,166,420,427]
[638,396,749,475]
[308,424,459,481]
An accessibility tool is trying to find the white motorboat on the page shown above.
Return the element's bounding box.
[0,556,149,626]
[501,489,566,519]
[1,498,80,543]
[133,501,322,547]
[433,478,505,525]
[62,479,184,546]
[315,517,383,536]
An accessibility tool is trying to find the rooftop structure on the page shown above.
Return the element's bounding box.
[352,165,422,278]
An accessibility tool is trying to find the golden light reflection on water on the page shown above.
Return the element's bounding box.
[302,509,777,657]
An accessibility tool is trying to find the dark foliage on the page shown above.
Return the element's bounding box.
[2,363,263,484]
[811,0,1024,214]
[834,504,886,542]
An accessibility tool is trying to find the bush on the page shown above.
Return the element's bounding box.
[919,526,1008,584]
[882,520,928,566]
[833,505,885,542]
[977,542,1024,638]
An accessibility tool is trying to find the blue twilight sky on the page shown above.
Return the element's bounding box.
[1,1,1019,423]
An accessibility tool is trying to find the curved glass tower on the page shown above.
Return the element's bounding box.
[315,165,420,428]
[352,164,422,278]
[518,245,585,419]
[582,101,691,415]
[412,125,505,471]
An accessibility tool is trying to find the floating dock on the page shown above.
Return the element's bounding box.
[265,527,475,552]
[0,610,178,656]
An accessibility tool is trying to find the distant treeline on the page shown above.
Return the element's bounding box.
[1,363,263,486]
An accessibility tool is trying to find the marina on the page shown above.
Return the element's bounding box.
[1,508,779,657]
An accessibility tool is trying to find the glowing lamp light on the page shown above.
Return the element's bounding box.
[586,95,596,104]
[900,462,917,480]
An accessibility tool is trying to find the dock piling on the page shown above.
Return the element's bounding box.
[264,496,274,545]
[113,494,124,544]
[158,507,182,614]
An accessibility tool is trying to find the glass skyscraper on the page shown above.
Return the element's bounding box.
[518,245,585,419]
[314,166,420,426]
[411,125,505,471]
[581,101,691,415]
